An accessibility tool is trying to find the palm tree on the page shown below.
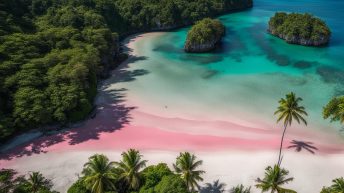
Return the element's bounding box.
[321,177,344,193]
[323,96,344,124]
[173,152,205,192]
[255,165,296,193]
[331,177,344,192]
[201,180,226,193]
[230,184,251,193]
[82,154,117,193]
[27,172,46,193]
[114,149,147,191]
[274,92,307,165]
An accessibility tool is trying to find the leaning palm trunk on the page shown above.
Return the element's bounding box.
[274,92,307,166]
[277,124,287,166]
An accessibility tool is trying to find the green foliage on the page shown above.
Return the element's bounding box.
[173,152,204,192]
[320,187,333,193]
[323,96,344,124]
[139,163,173,192]
[154,175,189,193]
[68,180,90,193]
[0,169,57,193]
[255,165,296,193]
[229,184,251,193]
[0,0,252,140]
[13,87,51,127]
[275,92,308,127]
[26,172,52,193]
[321,177,344,193]
[0,168,18,193]
[82,154,117,193]
[114,149,147,191]
[274,92,307,165]
[269,12,331,41]
[185,18,225,46]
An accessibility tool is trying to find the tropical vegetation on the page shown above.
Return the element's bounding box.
[0,169,57,193]
[323,96,344,124]
[67,150,200,193]
[82,154,117,193]
[229,184,251,193]
[174,152,205,192]
[321,177,344,193]
[184,18,225,52]
[268,12,331,45]
[255,165,296,193]
[274,92,307,165]
[114,149,147,191]
[2,149,344,193]
[0,0,252,142]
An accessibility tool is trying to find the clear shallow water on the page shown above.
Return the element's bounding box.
[127,0,344,137]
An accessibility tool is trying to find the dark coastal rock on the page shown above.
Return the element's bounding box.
[184,18,225,53]
[268,27,330,46]
[268,12,331,47]
[185,39,223,53]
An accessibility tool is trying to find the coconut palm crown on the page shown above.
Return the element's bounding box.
[274,92,307,165]
[82,154,117,193]
[114,149,147,190]
[27,172,52,193]
[230,184,251,193]
[255,165,296,193]
[27,172,47,193]
[331,177,344,192]
[321,177,344,193]
[323,96,344,124]
[173,152,205,192]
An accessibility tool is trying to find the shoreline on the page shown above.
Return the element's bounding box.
[1,32,344,193]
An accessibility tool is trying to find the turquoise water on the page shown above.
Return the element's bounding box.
[154,0,344,75]
[128,0,344,135]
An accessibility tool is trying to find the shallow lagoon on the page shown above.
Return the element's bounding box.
[128,0,344,138]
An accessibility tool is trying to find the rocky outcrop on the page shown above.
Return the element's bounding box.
[185,37,223,53]
[268,27,330,47]
[267,12,331,47]
[184,18,225,53]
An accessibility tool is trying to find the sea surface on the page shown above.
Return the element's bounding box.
[128,0,344,136]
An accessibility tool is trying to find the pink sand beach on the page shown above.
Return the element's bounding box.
[1,33,344,193]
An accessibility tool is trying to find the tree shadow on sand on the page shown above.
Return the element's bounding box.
[287,140,318,154]
[0,58,149,160]
[66,88,135,145]
[200,180,226,193]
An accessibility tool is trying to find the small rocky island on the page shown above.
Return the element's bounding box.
[268,12,331,46]
[184,18,225,53]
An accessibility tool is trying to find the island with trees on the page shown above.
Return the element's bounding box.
[184,18,225,53]
[268,12,331,46]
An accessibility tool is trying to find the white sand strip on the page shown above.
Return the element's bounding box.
[4,150,344,193]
